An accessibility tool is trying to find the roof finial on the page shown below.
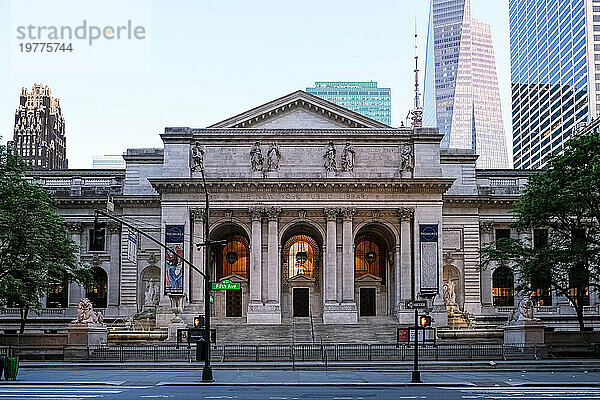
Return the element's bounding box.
[407,17,423,129]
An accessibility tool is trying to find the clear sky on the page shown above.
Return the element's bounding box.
[0,0,512,168]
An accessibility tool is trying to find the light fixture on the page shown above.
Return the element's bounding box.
[225,251,238,265]
[365,251,377,264]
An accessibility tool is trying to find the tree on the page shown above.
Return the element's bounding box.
[0,142,90,333]
[481,129,600,331]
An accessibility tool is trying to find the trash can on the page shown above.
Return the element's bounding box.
[196,338,206,361]
[4,356,19,381]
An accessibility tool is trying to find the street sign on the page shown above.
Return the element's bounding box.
[211,279,241,290]
[106,196,114,212]
[405,300,427,309]
[126,234,137,263]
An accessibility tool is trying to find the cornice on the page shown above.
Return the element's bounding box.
[443,195,518,208]
[149,178,455,195]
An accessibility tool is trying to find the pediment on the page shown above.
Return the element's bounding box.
[355,273,383,283]
[220,274,248,283]
[208,90,390,129]
[288,274,315,283]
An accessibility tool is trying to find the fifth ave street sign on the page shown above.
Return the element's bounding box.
[211,279,241,290]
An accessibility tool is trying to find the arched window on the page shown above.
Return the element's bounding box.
[86,267,108,309]
[218,235,249,279]
[531,272,552,306]
[355,236,385,281]
[569,266,590,306]
[492,266,514,307]
[47,280,68,308]
[287,235,315,278]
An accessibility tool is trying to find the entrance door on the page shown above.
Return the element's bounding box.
[293,288,310,317]
[360,288,376,316]
[226,289,242,317]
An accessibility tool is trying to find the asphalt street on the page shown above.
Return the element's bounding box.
[3,384,600,400]
[0,369,599,399]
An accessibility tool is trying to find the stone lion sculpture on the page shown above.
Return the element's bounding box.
[508,297,536,324]
[73,298,104,324]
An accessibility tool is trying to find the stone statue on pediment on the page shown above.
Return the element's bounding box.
[191,141,205,172]
[324,141,337,172]
[250,141,263,171]
[341,142,355,172]
[266,142,281,171]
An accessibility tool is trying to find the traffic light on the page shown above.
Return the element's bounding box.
[194,315,205,328]
[419,315,431,327]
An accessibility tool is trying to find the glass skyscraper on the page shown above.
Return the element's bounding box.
[423,0,510,169]
[306,82,391,126]
[509,0,596,169]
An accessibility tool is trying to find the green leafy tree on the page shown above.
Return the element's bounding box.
[482,129,600,331]
[0,142,90,333]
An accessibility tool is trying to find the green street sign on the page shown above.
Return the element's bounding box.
[209,295,214,303]
[211,279,241,290]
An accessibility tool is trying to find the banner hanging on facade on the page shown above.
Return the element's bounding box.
[419,224,439,293]
[165,225,184,294]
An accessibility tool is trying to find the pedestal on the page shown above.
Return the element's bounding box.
[167,321,187,342]
[67,323,108,346]
[503,320,545,345]
[322,302,358,324]
[246,302,281,324]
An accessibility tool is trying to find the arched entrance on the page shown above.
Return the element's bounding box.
[210,223,250,318]
[354,223,396,318]
[281,223,323,319]
[443,264,462,311]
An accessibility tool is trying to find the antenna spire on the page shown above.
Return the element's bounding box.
[407,17,423,128]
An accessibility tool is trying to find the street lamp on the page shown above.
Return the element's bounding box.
[198,164,213,382]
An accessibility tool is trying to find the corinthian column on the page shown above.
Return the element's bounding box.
[107,221,121,307]
[398,208,414,303]
[340,208,355,303]
[266,207,281,305]
[249,208,263,304]
[324,208,338,304]
[190,208,205,311]
[67,222,84,306]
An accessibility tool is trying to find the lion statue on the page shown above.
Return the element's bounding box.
[73,298,104,324]
[508,296,536,324]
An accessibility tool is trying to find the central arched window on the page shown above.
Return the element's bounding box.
[218,235,249,279]
[355,235,385,280]
[492,266,514,307]
[287,236,315,278]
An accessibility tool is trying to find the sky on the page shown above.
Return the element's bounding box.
[0,0,512,168]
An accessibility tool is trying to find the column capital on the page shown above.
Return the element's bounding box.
[339,207,356,220]
[107,221,121,234]
[266,207,282,221]
[479,220,494,233]
[324,208,337,221]
[397,207,414,222]
[249,207,263,221]
[190,208,205,222]
[66,221,84,234]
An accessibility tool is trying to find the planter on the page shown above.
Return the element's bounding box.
[4,356,19,381]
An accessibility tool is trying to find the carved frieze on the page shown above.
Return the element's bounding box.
[341,142,355,172]
[266,142,281,172]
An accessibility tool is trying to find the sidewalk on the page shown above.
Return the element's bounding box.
[5,366,600,387]
[18,359,600,372]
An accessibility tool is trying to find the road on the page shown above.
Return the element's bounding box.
[2,384,600,400]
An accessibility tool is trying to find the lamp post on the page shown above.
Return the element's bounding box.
[199,166,213,382]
